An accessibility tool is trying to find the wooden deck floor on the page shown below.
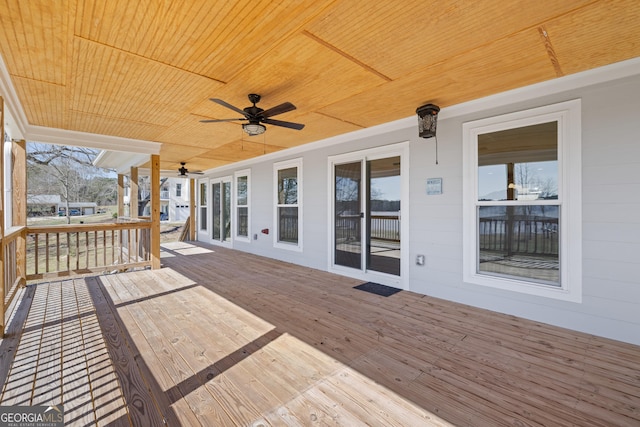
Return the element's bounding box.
[1,241,639,426]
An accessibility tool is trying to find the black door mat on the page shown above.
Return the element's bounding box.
[353,282,402,297]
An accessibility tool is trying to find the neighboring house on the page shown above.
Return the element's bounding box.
[131,177,190,222]
[158,177,190,222]
[26,194,60,217]
[59,202,98,216]
[27,195,98,217]
[193,61,640,346]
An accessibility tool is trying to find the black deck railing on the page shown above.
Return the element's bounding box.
[335,214,400,242]
[479,216,558,256]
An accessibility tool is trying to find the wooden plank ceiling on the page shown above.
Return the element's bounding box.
[0,0,639,172]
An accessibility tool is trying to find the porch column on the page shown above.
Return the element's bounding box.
[11,139,26,287]
[150,154,161,269]
[130,166,139,218]
[189,178,195,241]
[117,174,125,218]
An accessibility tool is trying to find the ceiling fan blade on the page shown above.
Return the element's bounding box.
[200,118,244,123]
[210,98,248,116]
[178,170,204,177]
[263,118,305,130]
[261,102,296,118]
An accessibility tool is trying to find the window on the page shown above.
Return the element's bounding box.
[235,170,250,240]
[176,183,182,197]
[463,100,582,302]
[199,182,207,231]
[274,159,302,250]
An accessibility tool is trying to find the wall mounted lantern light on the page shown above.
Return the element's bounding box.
[416,103,440,139]
[416,103,441,164]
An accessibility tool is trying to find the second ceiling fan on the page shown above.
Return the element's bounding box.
[201,94,305,136]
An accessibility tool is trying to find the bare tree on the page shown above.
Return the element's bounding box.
[27,143,100,224]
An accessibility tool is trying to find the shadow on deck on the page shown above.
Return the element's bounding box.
[1,241,639,426]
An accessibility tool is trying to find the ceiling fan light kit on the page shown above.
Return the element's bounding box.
[243,122,266,136]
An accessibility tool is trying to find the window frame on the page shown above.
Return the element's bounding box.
[175,183,182,197]
[462,100,582,302]
[234,169,251,242]
[273,158,303,251]
[198,181,207,232]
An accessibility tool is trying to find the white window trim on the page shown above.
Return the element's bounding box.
[462,99,582,302]
[273,158,303,251]
[197,179,209,240]
[234,169,251,243]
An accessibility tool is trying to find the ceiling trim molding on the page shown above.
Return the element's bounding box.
[93,150,152,174]
[202,56,640,176]
[27,125,161,154]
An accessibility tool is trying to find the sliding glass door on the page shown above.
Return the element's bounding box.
[332,148,404,281]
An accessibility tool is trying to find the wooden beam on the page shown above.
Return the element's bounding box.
[189,178,195,241]
[117,174,125,218]
[11,139,26,287]
[150,155,161,269]
[130,167,139,218]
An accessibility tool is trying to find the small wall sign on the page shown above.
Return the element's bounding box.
[426,178,443,195]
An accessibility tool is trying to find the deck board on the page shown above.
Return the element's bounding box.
[60,281,95,426]
[1,241,639,426]
[1,283,48,406]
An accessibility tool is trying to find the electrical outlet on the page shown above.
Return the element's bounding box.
[416,255,425,266]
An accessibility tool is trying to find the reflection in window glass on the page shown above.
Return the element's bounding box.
[199,183,207,230]
[212,183,220,240]
[223,181,231,241]
[478,205,559,285]
[237,176,248,205]
[236,175,249,238]
[476,121,561,286]
[275,163,300,246]
[335,162,362,270]
[278,167,297,204]
[278,207,298,243]
[367,156,401,276]
[478,122,558,201]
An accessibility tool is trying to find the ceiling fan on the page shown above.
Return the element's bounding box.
[200,93,305,135]
[177,162,204,177]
